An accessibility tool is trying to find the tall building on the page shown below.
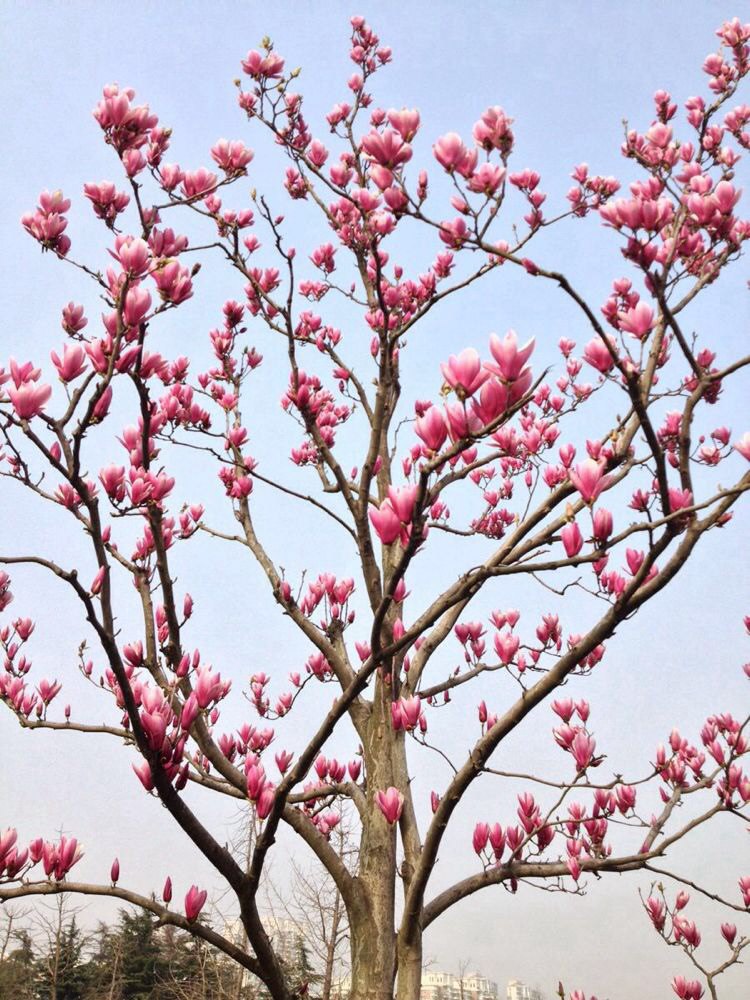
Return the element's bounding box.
[421,968,499,1000]
[506,979,545,1000]
[263,915,306,968]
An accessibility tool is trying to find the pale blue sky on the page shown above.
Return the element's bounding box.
[1,2,749,997]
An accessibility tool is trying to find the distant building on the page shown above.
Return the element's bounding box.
[329,965,504,1000]
[506,979,545,1000]
[222,916,308,988]
[263,915,306,968]
[421,968,499,1000]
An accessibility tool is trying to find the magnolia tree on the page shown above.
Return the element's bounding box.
[1,13,750,1000]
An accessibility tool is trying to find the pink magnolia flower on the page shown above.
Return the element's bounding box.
[567,855,582,882]
[444,401,482,441]
[246,761,267,800]
[110,857,120,883]
[92,385,113,422]
[7,381,52,420]
[387,484,418,523]
[184,885,207,922]
[210,139,254,174]
[133,759,154,791]
[375,786,404,824]
[614,784,636,813]
[21,189,72,255]
[0,829,18,864]
[51,343,87,383]
[552,699,575,722]
[440,348,489,397]
[112,235,151,275]
[467,163,505,195]
[387,108,420,142]
[668,487,693,513]
[122,148,145,177]
[123,285,152,327]
[360,129,412,169]
[62,302,87,334]
[83,181,130,223]
[489,823,505,859]
[99,465,126,501]
[671,976,704,1000]
[561,521,583,558]
[438,217,469,248]
[241,50,285,80]
[159,164,184,192]
[36,678,61,705]
[569,459,609,504]
[43,836,83,879]
[369,500,402,545]
[473,106,514,153]
[391,695,421,732]
[645,895,666,930]
[571,732,596,771]
[494,630,520,665]
[90,566,106,595]
[592,508,613,543]
[734,432,750,460]
[583,337,616,373]
[486,331,535,381]
[618,301,654,340]
[433,133,474,174]
[471,378,509,425]
[256,784,276,819]
[37,189,71,215]
[181,168,218,200]
[415,406,448,452]
[163,876,173,903]
[721,922,736,945]
[194,666,226,709]
[140,708,168,751]
[472,822,490,855]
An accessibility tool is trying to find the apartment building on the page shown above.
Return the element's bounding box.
[506,979,545,1000]
[420,968,499,1000]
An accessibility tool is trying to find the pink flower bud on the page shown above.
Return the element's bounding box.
[472,822,490,855]
[375,786,404,824]
[184,885,207,922]
[561,521,583,558]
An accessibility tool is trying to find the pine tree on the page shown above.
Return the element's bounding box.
[36,916,88,1000]
[0,927,36,1000]
[116,911,164,1000]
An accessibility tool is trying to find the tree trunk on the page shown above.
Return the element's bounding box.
[349,903,395,1000]
[395,939,423,1000]
[348,708,399,1000]
[321,890,342,1000]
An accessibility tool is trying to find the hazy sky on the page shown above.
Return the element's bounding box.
[1,2,749,998]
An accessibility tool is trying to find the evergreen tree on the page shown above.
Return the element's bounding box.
[0,927,37,1000]
[288,939,321,999]
[81,921,124,1000]
[36,916,89,1000]
[116,911,164,1000]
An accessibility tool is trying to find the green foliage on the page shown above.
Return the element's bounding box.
[0,927,36,1000]
[0,908,255,1000]
[35,916,90,1000]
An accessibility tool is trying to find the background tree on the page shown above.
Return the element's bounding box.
[1,12,749,1000]
[0,907,37,1000]
[265,815,354,999]
[35,899,90,1000]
